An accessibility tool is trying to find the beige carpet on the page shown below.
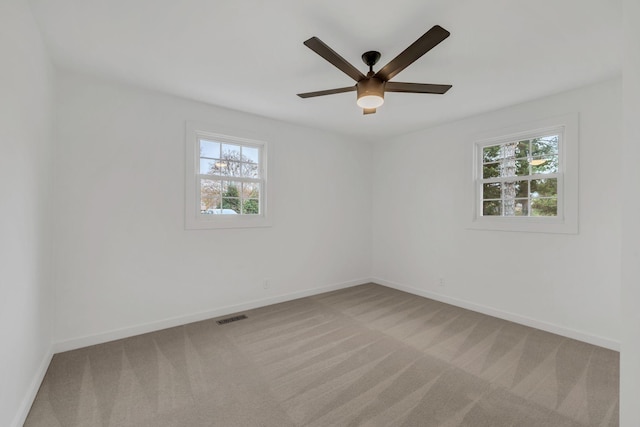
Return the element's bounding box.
[24,284,619,426]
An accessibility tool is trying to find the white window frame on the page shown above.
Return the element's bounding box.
[469,113,579,234]
[185,121,271,230]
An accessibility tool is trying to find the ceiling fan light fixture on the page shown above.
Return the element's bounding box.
[356,78,385,109]
[357,94,384,109]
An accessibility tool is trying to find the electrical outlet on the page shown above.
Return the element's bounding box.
[263,279,270,290]
[438,277,445,287]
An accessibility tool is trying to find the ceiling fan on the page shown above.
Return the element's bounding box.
[297,25,452,115]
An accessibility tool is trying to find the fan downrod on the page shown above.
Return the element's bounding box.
[361,51,381,72]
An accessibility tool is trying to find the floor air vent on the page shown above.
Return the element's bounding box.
[216,314,248,325]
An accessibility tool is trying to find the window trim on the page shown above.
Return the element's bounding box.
[185,121,271,230]
[468,113,579,234]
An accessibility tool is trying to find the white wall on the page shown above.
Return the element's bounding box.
[620,0,640,424]
[372,78,622,349]
[52,71,372,348]
[0,1,54,426]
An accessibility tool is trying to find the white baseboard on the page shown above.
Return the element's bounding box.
[54,278,371,353]
[11,345,54,427]
[53,276,618,353]
[372,277,620,351]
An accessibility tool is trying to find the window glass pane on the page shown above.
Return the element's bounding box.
[513,199,529,216]
[220,181,241,214]
[201,179,221,197]
[220,199,240,214]
[516,140,530,158]
[200,198,216,213]
[483,200,501,216]
[243,198,260,215]
[242,146,259,163]
[482,182,501,200]
[222,143,241,160]
[220,200,240,214]
[531,197,557,216]
[241,162,259,178]
[200,140,220,158]
[242,182,260,198]
[500,159,518,178]
[531,156,558,174]
[483,162,500,179]
[200,158,216,174]
[501,141,518,159]
[210,160,229,176]
[531,178,557,197]
[222,181,242,193]
[514,159,529,176]
[532,136,559,156]
[483,146,501,162]
[501,181,517,198]
[514,180,529,198]
[200,179,221,213]
[502,200,517,216]
[223,161,242,176]
[501,179,525,216]
[242,182,260,214]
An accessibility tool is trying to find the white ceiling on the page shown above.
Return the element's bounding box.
[29,0,622,141]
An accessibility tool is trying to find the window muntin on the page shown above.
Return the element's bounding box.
[478,134,561,217]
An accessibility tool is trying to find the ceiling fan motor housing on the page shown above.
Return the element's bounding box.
[356,78,385,108]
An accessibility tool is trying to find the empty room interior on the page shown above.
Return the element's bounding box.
[2,0,639,426]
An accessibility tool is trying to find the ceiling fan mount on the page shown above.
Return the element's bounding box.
[361,51,381,72]
[297,25,452,115]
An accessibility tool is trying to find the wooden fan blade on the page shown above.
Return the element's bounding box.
[385,82,452,94]
[363,108,376,115]
[304,37,366,82]
[374,25,450,82]
[297,86,356,98]
[298,86,356,98]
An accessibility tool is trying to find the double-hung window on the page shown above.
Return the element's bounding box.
[480,134,560,217]
[470,114,578,234]
[185,122,270,229]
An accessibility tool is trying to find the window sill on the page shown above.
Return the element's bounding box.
[467,216,578,234]
[185,214,272,230]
